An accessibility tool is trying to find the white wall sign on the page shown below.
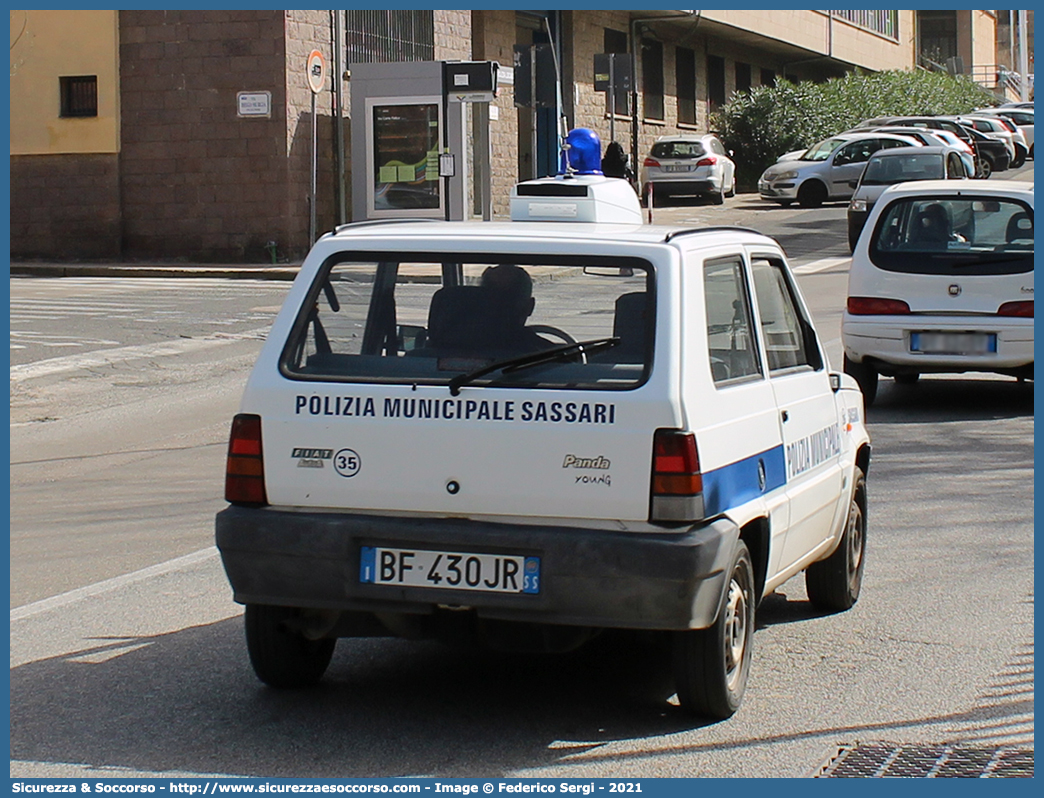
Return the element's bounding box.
[237,91,271,118]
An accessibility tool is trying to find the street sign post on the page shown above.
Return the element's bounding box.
[307,50,326,244]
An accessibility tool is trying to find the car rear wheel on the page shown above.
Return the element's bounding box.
[805,467,867,612]
[710,181,725,205]
[975,156,993,179]
[245,604,336,688]
[672,541,755,719]
[797,181,827,208]
[844,355,878,407]
[725,175,737,198]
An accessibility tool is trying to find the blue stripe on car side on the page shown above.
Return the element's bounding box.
[702,445,787,517]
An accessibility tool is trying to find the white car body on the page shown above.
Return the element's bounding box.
[843,180,1034,404]
[758,132,923,207]
[215,175,871,719]
[977,107,1034,155]
[952,115,1019,160]
[641,134,736,204]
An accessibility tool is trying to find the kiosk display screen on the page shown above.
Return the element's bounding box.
[372,103,441,211]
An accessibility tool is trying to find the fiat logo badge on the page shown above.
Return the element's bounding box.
[948,284,962,297]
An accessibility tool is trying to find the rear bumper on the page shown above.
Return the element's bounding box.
[216,506,739,631]
[646,178,718,196]
[842,314,1034,372]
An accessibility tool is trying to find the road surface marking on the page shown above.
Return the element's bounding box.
[10,547,219,621]
[793,256,851,275]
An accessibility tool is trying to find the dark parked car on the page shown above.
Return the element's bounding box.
[858,116,1009,177]
[847,145,970,251]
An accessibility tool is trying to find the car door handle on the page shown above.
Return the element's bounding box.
[781,410,789,423]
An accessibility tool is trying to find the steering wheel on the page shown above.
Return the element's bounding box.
[528,324,577,346]
[527,325,585,364]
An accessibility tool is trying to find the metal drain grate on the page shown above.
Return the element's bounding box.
[816,742,1034,778]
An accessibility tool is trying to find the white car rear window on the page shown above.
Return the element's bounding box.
[281,255,655,391]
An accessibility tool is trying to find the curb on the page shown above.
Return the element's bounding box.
[10,263,301,280]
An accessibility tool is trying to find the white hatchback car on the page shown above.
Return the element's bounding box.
[843,180,1034,404]
[216,174,870,720]
[641,134,736,205]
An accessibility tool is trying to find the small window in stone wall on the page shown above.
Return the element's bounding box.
[60,76,98,118]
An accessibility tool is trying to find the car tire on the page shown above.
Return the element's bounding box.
[894,373,919,385]
[1011,145,1027,169]
[245,604,336,688]
[672,541,755,720]
[710,182,725,205]
[976,156,993,179]
[797,181,827,208]
[844,354,878,407]
[725,176,737,198]
[805,467,867,612]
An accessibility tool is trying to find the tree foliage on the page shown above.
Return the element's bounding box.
[712,70,996,187]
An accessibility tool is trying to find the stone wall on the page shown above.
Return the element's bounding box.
[119,10,307,261]
[10,154,122,259]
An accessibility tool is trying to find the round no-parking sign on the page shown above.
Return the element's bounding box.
[306,49,326,94]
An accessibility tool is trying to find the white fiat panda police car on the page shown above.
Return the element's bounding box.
[217,172,870,720]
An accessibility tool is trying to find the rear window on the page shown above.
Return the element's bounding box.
[869,197,1033,275]
[280,254,654,391]
[651,140,705,159]
[861,154,945,186]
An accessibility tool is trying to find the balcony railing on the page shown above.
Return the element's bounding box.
[827,10,899,41]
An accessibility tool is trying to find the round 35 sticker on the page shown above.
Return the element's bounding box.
[333,448,361,478]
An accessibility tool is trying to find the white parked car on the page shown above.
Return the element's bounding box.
[758,132,922,207]
[216,173,870,720]
[843,180,1034,404]
[951,115,1027,168]
[641,134,736,205]
[977,106,1034,159]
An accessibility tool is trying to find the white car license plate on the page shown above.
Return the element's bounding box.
[359,546,540,594]
[910,332,997,354]
[664,165,691,172]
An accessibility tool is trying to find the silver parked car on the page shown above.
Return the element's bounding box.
[847,145,971,252]
[641,134,736,205]
[758,132,922,207]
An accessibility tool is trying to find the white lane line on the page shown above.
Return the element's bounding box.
[10,548,220,622]
[9,328,269,383]
[793,256,851,275]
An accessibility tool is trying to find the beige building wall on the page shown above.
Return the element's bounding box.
[701,10,916,72]
[10,9,120,155]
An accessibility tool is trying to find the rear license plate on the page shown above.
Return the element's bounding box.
[910,332,997,354]
[359,546,540,594]
[664,165,691,172]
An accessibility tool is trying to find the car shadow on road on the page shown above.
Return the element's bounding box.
[867,376,1033,423]
[11,621,725,778]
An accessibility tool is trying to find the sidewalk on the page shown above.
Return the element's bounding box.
[9,260,302,280]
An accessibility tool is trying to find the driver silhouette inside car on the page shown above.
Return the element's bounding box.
[480,264,557,354]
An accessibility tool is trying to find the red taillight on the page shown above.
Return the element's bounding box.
[652,430,702,496]
[644,157,660,168]
[225,413,268,505]
[847,296,912,315]
[695,156,717,167]
[650,429,704,524]
[998,300,1033,318]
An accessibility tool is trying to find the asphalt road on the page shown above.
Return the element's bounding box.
[9,164,1034,779]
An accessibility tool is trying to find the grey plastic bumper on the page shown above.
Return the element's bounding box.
[215,506,740,631]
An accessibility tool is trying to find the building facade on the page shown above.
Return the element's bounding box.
[10,9,1002,262]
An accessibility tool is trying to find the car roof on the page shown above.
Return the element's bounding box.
[321,220,779,250]
[653,133,712,142]
[868,145,951,158]
[877,179,1034,201]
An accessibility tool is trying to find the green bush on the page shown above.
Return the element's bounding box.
[712,70,996,188]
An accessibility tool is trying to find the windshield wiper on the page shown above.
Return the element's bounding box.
[447,337,621,396]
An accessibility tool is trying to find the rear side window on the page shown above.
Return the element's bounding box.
[703,256,761,385]
[750,257,822,374]
[869,197,1033,275]
[281,255,654,391]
